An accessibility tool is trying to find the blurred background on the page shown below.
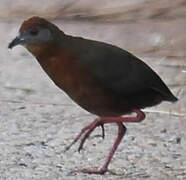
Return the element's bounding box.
[0,1,186,179]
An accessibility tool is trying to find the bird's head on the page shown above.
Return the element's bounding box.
[8,16,64,54]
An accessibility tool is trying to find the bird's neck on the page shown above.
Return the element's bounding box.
[26,42,59,59]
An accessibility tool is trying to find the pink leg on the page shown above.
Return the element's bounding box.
[75,122,126,175]
[78,109,145,151]
[64,120,105,152]
[100,109,146,123]
[68,109,145,174]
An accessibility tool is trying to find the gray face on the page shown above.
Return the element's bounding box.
[8,27,52,49]
[20,27,51,46]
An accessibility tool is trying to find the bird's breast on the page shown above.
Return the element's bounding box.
[37,51,119,116]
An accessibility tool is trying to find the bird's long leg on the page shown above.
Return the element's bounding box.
[78,109,145,152]
[75,122,126,175]
[69,109,146,174]
[64,119,104,152]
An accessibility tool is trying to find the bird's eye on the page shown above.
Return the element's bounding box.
[30,29,39,36]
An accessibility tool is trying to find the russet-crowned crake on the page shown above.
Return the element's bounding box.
[9,16,178,174]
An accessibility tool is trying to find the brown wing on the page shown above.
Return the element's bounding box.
[78,38,177,102]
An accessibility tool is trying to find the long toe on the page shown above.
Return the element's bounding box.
[72,168,107,175]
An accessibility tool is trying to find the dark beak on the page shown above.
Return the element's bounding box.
[8,36,23,49]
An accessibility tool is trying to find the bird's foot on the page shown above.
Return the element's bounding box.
[77,119,103,152]
[71,167,117,175]
[64,118,104,152]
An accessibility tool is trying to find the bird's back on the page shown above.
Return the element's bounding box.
[70,36,177,103]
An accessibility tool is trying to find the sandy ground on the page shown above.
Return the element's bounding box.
[0,1,186,179]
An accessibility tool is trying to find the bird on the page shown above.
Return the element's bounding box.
[8,16,178,175]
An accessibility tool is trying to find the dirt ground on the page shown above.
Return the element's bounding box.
[0,1,186,180]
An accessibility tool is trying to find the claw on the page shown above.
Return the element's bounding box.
[65,118,103,152]
[100,123,105,139]
[78,122,98,152]
[71,167,117,175]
